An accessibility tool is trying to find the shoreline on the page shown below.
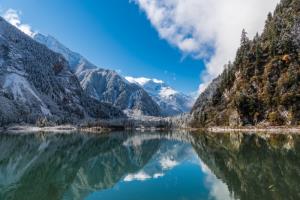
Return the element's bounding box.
[2,125,78,134]
[207,126,300,134]
[1,125,300,134]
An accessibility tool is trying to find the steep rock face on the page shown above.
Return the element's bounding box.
[191,0,300,127]
[34,34,162,116]
[78,69,162,116]
[126,77,194,116]
[0,17,124,125]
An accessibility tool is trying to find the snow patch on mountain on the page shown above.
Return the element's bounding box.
[3,73,51,116]
[159,87,177,98]
[4,73,38,102]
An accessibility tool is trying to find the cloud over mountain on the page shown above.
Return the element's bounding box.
[132,0,280,93]
[2,9,36,37]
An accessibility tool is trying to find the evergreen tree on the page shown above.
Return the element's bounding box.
[241,29,249,47]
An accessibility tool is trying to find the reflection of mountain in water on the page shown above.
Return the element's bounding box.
[192,132,300,200]
[122,135,196,183]
[1,131,299,200]
[0,132,161,200]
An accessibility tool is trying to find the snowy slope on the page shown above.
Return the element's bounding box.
[126,77,194,116]
[34,33,96,74]
[35,33,162,116]
[77,68,161,116]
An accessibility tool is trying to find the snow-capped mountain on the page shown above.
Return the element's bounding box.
[126,77,194,116]
[77,69,161,116]
[0,17,124,125]
[34,33,162,116]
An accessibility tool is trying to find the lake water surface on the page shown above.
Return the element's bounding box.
[0,131,300,200]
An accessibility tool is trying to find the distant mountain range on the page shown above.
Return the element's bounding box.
[34,33,162,116]
[0,13,194,127]
[126,77,194,116]
[34,33,193,117]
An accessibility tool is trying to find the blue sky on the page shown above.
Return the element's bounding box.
[0,0,279,94]
[0,0,205,94]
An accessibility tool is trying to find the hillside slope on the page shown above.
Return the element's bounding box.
[0,17,124,126]
[191,0,300,127]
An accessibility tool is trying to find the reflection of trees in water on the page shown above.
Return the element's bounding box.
[192,132,300,200]
[1,131,299,200]
[0,132,161,200]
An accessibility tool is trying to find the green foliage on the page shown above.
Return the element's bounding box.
[234,92,262,125]
[268,111,284,125]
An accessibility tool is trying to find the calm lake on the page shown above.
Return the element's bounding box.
[0,131,299,200]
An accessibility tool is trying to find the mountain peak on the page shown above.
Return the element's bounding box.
[126,76,193,116]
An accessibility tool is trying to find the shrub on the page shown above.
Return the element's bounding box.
[268,111,284,125]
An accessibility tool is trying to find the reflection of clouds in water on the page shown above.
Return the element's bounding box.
[122,154,179,182]
[199,160,232,200]
[124,171,152,182]
[153,173,164,178]
[123,171,165,182]
[122,137,198,184]
[122,141,191,182]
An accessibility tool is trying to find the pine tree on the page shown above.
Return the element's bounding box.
[254,33,263,76]
[241,29,249,47]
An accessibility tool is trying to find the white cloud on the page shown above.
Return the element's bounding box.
[132,0,280,93]
[123,171,164,182]
[2,9,36,37]
[125,76,164,86]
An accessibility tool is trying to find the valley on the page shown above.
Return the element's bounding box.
[0,0,299,131]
